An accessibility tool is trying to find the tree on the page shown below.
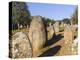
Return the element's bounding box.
[71,7,78,24]
[62,18,70,24]
[12,1,31,29]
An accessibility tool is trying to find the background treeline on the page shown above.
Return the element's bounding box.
[11,2,31,30]
[11,2,78,30]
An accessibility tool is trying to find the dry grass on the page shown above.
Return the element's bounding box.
[12,28,29,35]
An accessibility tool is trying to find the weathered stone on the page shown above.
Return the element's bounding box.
[19,24,23,29]
[27,25,29,29]
[71,38,78,54]
[63,24,74,55]
[53,22,59,34]
[71,24,78,37]
[29,16,46,55]
[60,22,64,28]
[47,25,54,40]
[58,24,78,55]
[49,22,52,26]
[71,24,78,55]
[10,32,32,58]
[60,22,64,31]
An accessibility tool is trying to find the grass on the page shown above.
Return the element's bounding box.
[12,28,29,35]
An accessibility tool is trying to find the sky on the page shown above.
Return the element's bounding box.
[26,2,77,21]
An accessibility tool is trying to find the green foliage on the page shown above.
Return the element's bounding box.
[62,18,70,24]
[42,17,55,26]
[71,7,78,24]
[47,18,55,24]
[12,1,31,29]
[11,1,77,30]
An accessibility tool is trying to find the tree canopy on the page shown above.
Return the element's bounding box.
[71,7,78,24]
[12,2,31,29]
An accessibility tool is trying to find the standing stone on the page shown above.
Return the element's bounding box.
[71,25,78,55]
[60,22,64,27]
[19,24,23,29]
[17,23,19,30]
[71,24,78,37]
[47,25,54,40]
[49,22,52,26]
[29,16,46,55]
[71,38,78,55]
[27,25,29,29]
[53,22,59,34]
[60,22,64,31]
[63,24,74,55]
[9,32,32,58]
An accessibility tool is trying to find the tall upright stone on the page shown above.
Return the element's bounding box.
[60,22,64,27]
[71,24,78,37]
[53,22,59,34]
[29,16,46,55]
[49,22,52,26]
[47,25,54,40]
[70,24,78,55]
[63,24,74,55]
[60,22,64,31]
[9,32,32,58]
[71,38,78,55]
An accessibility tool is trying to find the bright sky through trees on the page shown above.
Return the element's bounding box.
[27,2,77,20]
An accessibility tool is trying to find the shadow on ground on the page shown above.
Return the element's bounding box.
[38,33,63,57]
[38,45,61,57]
[45,34,63,47]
